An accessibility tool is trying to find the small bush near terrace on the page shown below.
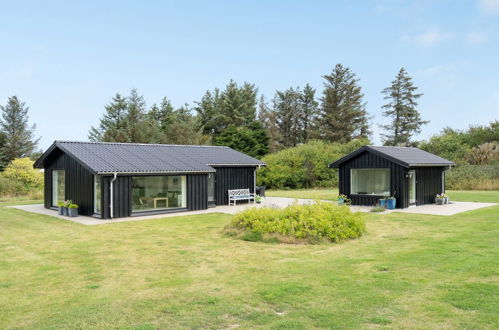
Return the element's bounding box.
[223,203,366,244]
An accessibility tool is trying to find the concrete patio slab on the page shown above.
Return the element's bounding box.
[9,198,496,225]
[387,201,497,216]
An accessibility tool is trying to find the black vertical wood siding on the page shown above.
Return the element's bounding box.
[213,166,255,205]
[187,174,208,210]
[102,175,132,219]
[415,167,445,205]
[337,151,408,208]
[43,148,95,215]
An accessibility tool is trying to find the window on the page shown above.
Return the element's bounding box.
[207,173,215,203]
[350,168,390,195]
[52,170,65,206]
[131,176,187,212]
[94,176,102,214]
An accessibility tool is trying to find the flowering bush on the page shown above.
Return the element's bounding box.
[223,202,366,244]
[0,158,43,199]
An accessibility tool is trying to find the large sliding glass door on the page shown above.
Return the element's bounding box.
[131,175,187,212]
[52,170,65,206]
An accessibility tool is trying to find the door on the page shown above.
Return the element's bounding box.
[408,170,416,205]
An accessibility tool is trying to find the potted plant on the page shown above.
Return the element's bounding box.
[255,195,265,204]
[60,200,72,216]
[337,194,351,205]
[385,192,397,209]
[57,202,66,215]
[378,198,386,208]
[441,193,449,204]
[68,203,79,217]
[435,194,444,205]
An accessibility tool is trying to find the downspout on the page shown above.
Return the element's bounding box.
[109,172,117,218]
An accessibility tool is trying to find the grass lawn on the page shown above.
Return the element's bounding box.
[1,199,498,328]
[266,188,339,201]
[446,190,499,203]
[267,188,499,203]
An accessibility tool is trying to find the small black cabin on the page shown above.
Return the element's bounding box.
[329,146,454,208]
[34,141,265,219]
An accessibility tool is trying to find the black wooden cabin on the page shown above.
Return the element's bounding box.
[34,141,265,219]
[329,146,454,208]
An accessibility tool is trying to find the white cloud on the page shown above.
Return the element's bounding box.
[410,29,453,47]
[466,32,487,44]
[479,0,499,15]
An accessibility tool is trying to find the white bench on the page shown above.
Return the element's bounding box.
[228,188,255,206]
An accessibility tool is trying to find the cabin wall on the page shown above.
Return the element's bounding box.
[187,174,208,210]
[338,151,408,208]
[415,167,445,206]
[102,175,132,219]
[213,166,256,205]
[43,149,95,216]
[101,173,209,218]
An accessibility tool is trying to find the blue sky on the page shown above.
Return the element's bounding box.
[1,0,498,150]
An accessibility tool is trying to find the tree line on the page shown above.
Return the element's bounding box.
[89,65,428,156]
[0,64,430,167]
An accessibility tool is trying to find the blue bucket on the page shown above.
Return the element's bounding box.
[379,199,386,207]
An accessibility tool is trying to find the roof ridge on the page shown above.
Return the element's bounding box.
[369,145,418,149]
[56,140,230,148]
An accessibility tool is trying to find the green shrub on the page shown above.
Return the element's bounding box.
[0,158,44,200]
[223,202,367,244]
[257,139,368,189]
[446,164,499,190]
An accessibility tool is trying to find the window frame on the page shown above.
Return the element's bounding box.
[350,168,391,196]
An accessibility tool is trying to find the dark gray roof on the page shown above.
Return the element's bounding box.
[34,141,265,174]
[329,145,454,168]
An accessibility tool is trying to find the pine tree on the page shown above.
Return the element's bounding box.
[0,96,39,167]
[195,89,222,135]
[194,80,258,136]
[213,122,269,158]
[273,87,303,147]
[380,68,428,146]
[149,97,175,133]
[126,89,147,143]
[257,95,281,152]
[89,93,128,142]
[300,83,318,142]
[318,64,370,143]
